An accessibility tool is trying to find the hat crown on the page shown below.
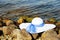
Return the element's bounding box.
[32,18,43,25]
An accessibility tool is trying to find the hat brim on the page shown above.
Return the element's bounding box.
[19,23,56,33]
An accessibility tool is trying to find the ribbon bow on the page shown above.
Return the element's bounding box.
[26,23,44,34]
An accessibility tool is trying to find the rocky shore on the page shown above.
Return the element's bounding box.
[0,16,60,40]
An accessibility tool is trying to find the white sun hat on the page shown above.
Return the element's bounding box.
[19,17,56,34]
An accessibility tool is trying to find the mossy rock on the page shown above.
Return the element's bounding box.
[56,22,60,28]
[19,16,28,19]
[26,17,33,22]
[17,17,24,24]
[48,18,56,23]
